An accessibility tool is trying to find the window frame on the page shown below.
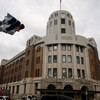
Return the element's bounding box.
[82,70,85,78]
[81,57,84,64]
[48,68,52,77]
[53,55,57,63]
[61,28,66,33]
[48,45,52,51]
[77,69,81,78]
[53,45,58,51]
[62,68,67,77]
[68,55,72,63]
[61,18,65,24]
[53,68,57,77]
[62,44,66,51]
[67,45,71,51]
[76,56,80,64]
[68,68,72,77]
[62,55,66,63]
[48,56,52,63]
[76,45,79,52]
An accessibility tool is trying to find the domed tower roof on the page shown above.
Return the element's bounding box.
[46,10,75,36]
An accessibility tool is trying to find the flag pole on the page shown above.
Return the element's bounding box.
[60,0,61,10]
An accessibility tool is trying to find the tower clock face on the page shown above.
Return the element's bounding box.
[61,13,65,17]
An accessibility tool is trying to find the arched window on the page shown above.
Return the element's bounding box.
[64,85,73,91]
[81,86,88,91]
[47,84,56,90]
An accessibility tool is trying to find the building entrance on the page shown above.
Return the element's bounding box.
[64,85,74,98]
[81,86,89,100]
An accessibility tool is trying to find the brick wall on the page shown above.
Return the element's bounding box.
[88,47,100,80]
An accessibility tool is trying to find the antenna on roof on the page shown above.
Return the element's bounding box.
[60,0,62,10]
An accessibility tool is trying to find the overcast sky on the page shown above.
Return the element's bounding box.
[0,0,100,63]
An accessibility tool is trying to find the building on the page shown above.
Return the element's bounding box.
[0,10,100,100]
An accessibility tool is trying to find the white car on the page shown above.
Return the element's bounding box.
[0,96,11,100]
[22,95,37,100]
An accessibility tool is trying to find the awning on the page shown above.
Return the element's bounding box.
[37,89,100,94]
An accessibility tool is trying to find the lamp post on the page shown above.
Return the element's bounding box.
[94,84,97,100]
[85,91,88,100]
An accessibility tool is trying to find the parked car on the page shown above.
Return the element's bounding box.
[22,95,37,100]
[0,96,11,100]
[40,95,73,100]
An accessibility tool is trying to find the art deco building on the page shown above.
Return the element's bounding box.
[0,10,100,100]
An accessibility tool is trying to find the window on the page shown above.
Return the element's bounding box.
[62,44,66,51]
[76,45,79,52]
[50,21,52,27]
[48,45,52,51]
[68,55,72,63]
[61,28,66,33]
[53,68,57,77]
[27,50,30,55]
[80,47,83,52]
[25,71,28,78]
[76,56,80,64]
[20,57,23,62]
[35,69,40,77]
[24,84,26,94]
[19,66,22,71]
[61,18,65,24]
[77,69,81,78]
[81,57,84,64]
[53,55,57,63]
[48,56,52,63]
[17,75,21,81]
[14,76,16,82]
[54,19,57,25]
[82,70,85,78]
[68,68,72,77]
[35,83,38,94]
[53,45,58,51]
[26,59,29,66]
[37,69,40,77]
[9,86,11,93]
[62,68,67,77]
[37,46,41,52]
[67,45,71,51]
[55,13,58,17]
[67,14,70,17]
[35,69,37,77]
[68,20,71,25]
[16,85,20,94]
[48,68,52,77]
[10,77,12,82]
[36,57,40,64]
[12,86,15,94]
[15,68,18,72]
[62,55,66,63]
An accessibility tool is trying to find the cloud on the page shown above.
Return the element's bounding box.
[0,0,100,63]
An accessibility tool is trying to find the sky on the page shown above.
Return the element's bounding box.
[0,0,100,63]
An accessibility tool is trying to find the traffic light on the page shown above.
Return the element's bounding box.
[85,91,88,95]
[0,13,25,35]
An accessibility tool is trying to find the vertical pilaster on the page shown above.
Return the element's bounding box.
[73,44,77,79]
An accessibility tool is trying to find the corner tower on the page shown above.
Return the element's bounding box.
[46,10,75,35]
[46,10,75,44]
